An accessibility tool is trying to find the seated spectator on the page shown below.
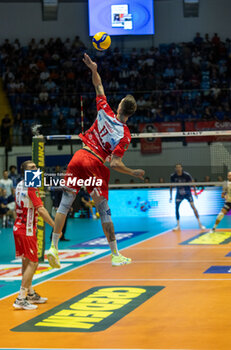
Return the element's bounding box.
[144,177,150,184]
[57,113,67,134]
[194,32,203,47]
[212,33,220,46]
[0,188,16,226]
[40,68,50,81]
[0,170,14,196]
[73,35,85,49]
[44,78,56,91]
[204,33,210,44]
[12,113,23,145]
[144,177,152,188]
[202,107,213,120]
[39,87,49,102]
[1,114,12,147]
[192,52,202,67]
[137,96,147,110]
[215,106,225,121]
[8,165,21,188]
[163,64,175,78]
[109,78,119,91]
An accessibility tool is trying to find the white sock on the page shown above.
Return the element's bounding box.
[28,285,34,295]
[18,286,28,299]
[52,233,60,249]
[109,240,119,256]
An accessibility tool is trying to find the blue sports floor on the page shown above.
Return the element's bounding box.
[0,214,230,300]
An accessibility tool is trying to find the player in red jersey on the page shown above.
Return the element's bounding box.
[47,53,145,268]
[13,160,55,310]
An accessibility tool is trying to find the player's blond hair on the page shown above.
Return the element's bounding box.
[20,160,33,175]
[121,95,137,117]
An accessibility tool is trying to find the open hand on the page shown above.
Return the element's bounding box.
[83,53,97,71]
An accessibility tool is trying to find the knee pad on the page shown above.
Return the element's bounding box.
[96,199,112,224]
[57,190,76,215]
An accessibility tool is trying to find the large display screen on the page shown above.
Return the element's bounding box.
[108,187,224,217]
[88,0,155,36]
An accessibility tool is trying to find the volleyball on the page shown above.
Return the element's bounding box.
[92,32,111,51]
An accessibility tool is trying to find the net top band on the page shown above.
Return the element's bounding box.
[33,129,231,141]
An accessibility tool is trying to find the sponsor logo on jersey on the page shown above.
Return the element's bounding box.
[181,231,231,245]
[12,286,164,332]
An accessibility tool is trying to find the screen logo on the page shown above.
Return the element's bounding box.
[111,4,133,30]
[24,169,42,188]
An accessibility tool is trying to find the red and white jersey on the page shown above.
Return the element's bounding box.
[79,95,131,161]
[13,180,43,236]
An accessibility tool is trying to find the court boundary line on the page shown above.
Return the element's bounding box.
[47,278,231,282]
[131,246,231,249]
[0,348,191,350]
[93,259,231,263]
[0,228,172,301]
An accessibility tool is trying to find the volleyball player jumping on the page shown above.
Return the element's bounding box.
[47,53,145,268]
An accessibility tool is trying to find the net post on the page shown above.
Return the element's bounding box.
[32,135,45,262]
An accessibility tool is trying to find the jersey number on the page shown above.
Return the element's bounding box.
[99,126,109,138]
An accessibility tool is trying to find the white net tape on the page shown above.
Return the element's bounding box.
[42,129,231,141]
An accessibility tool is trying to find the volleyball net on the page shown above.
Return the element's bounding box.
[32,129,231,261]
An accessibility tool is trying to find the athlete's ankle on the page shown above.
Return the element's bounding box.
[52,233,60,249]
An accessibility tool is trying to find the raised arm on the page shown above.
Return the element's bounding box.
[83,53,105,96]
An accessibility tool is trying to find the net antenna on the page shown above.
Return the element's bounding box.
[80,96,84,134]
